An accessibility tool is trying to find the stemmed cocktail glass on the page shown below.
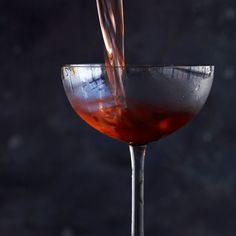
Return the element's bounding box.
[61,64,214,236]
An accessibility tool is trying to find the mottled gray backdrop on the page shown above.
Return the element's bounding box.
[1,0,236,235]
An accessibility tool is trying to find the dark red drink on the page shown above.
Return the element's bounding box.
[73,99,194,145]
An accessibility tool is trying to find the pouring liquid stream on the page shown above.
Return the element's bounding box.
[96,0,126,105]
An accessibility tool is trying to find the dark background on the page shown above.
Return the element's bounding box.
[1,0,236,235]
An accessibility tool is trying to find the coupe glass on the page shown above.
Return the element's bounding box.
[61,64,214,236]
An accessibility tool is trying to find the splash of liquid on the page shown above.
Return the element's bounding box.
[96,0,126,102]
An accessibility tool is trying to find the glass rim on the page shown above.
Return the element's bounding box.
[62,64,214,69]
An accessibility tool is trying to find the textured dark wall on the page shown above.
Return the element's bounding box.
[1,0,236,235]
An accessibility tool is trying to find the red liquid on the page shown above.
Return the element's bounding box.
[73,99,194,145]
[96,0,126,104]
[96,0,125,67]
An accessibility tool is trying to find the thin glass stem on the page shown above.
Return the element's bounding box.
[129,145,147,236]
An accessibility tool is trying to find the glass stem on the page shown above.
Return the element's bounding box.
[129,145,147,236]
